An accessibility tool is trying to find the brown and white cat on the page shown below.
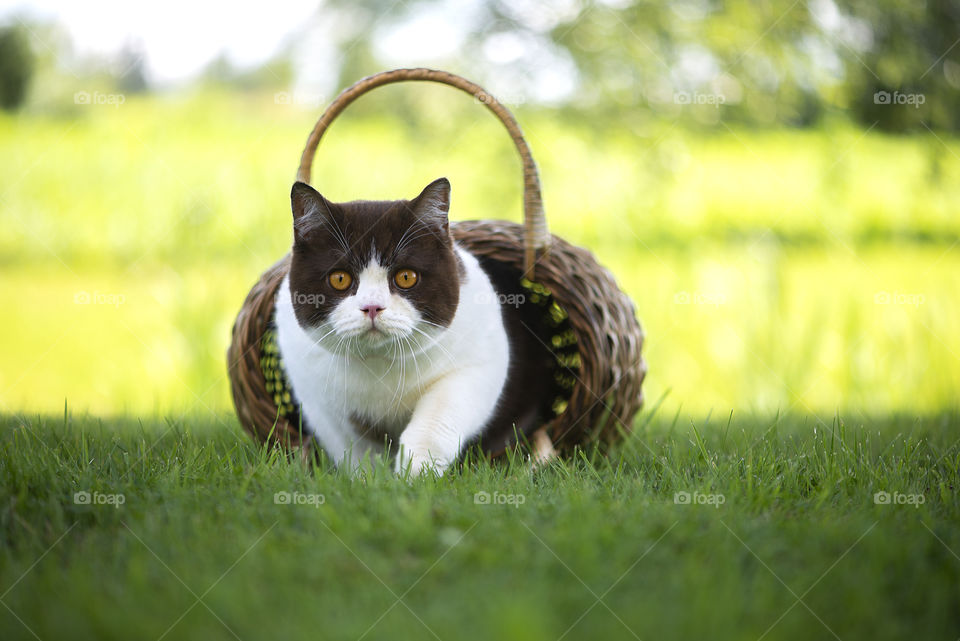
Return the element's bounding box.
[275,178,535,476]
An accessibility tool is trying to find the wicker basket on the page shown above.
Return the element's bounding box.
[227,68,646,460]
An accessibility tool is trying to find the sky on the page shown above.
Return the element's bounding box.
[0,0,320,85]
[0,0,581,102]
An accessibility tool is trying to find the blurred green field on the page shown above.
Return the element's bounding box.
[1,89,958,418]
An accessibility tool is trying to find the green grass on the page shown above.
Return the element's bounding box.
[2,410,958,641]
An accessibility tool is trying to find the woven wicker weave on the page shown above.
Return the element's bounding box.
[227,68,646,458]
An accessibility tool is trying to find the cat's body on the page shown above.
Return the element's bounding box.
[275,178,532,476]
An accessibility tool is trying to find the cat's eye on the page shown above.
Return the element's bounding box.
[394,269,419,289]
[328,270,352,291]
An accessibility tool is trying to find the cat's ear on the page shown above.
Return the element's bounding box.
[410,177,451,233]
[290,181,333,241]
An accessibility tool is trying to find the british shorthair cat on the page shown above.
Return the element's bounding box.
[276,177,554,476]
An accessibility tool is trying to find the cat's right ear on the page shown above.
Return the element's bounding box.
[410,177,451,234]
[291,181,331,241]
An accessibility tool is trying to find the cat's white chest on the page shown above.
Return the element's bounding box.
[334,349,434,427]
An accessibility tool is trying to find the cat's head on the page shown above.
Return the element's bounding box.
[288,178,462,354]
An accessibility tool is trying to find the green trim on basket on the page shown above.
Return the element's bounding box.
[520,277,579,418]
[260,325,299,420]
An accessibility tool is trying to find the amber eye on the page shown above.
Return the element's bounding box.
[394,269,419,289]
[328,270,352,291]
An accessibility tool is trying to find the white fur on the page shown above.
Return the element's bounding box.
[275,245,509,476]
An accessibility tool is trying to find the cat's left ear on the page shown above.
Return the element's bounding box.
[290,181,333,241]
[410,177,451,234]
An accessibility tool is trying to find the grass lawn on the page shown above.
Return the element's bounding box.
[2,410,958,641]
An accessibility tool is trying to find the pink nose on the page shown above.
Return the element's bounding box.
[360,304,384,320]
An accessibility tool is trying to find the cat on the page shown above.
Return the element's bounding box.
[275,177,549,476]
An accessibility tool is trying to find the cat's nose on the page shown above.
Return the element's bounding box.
[360,304,385,320]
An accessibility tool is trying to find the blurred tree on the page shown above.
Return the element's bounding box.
[543,0,959,132]
[0,23,35,111]
[835,0,960,132]
[10,0,951,131]
[115,42,149,94]
[313,0,835,130]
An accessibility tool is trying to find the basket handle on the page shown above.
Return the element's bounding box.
[297,68,549,276]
